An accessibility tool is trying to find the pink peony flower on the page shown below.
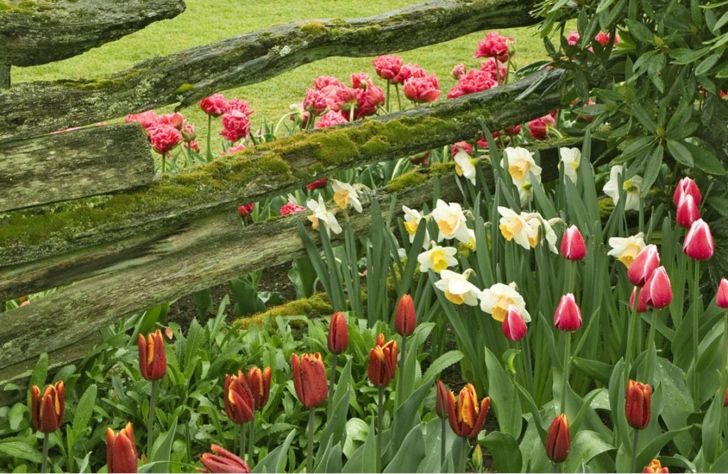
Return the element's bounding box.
[355,84,385,119]
[220,110,251,143]
[181,123,196,142]
[199,94,230,117]
[315,110,348,129]
[504,125,522,136]
[183,140,200,153]
[153,113,184,130]
[125,110,158,130]
[228,99,254,116]
[303,89,328,115]
[238,203,255,217]
[221,144,246,156]
[403,75,441,103]
[480,58,508,82]
[280,200,307,216]
[451,141,473,158]
[447,69,498,99]
[306,178,329,190]
[451,63,467,80]
[567,30,580,46]
[474,32,512,62]
[594,32,620,46]
[528,114,556,140]
[392,64,426,85]
[350,72,373,90]
[148,124,182,155]
[373,55,403,81]
[314,76,343,90]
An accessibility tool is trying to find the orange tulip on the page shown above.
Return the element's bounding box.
[106,422,138,473]
[200,444,250,473]
[367,334,398,387]
[30,381,65,433]
[327,312,349,354]
[247,366,272,410]
[626,380,651,430]
[643,459,669,473]
[546,414,570,463]
[291,353,328,408]
[435,379,450,419]
[445,383,490,438]
[224,371,255,424]
[138,330,167,381]
[395,294,417,337]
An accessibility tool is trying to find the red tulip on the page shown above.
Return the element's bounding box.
[403,75,441,103]
[546,414,571,463]
[106,423,138,473]
[291,353,328,408]
[642,267,672,309]
[328,312,349,354]
[628,245,660,287]
[199,94,230,117]
[306,178,329,190]
[673,177,701,207]
[247,367,272,410]
[503,304,527,341]
[435,380,450,419]
[684,219,714,261]
[367,334,398,387]
[676,194,700,228]
[372,55,403,81]
[643,459,669,473]
[238,203,255,217]
[395,294,417,337]
[30,381,65,433]
[560,225,587,261]
[224,371,255,424]
[554,294,582,331]
[200,444,250,473]
[446,383,490,438]
[138,330,167,381]
[626,380,651,430]
[717,278,728,309]
[630,287,648,313]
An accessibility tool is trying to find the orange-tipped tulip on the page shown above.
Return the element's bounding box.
[367,334,398,387]
[327,312,349,354]
[247,366,272,410]
[446,384,489,439]
[30,381,65,433]
[395,294,417,337]
[626,380,651,430]
[106,422,138,473]
[643,459,669,473]
[291,353,328,408]
[717,278,728,309]
[200,444,250,473]
[138,330,167,381]
[546,414,570,463]
[224,371,255,423]
[435,379,450,419]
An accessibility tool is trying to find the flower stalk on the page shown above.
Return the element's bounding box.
[561,332,571,414]
[327,353,338,418]
[377,386,384,473]
[397,336,407,406]
[41,432,50,473]
[147,379,158,458]
[692,260,700,410]
[631,429,640,473]
[248,416,255,466]
[240,422,246,462]
[307,408,316,473]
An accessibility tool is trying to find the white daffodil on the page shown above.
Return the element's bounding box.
[525,213,561,254]
[331,179,363,213]
[502,147,542,182]
[418,243,458,273]
[307,196,342,235]
[402,206,430,248]
[513,174,541,204]
[603,165,643,211]
[608,232,646,268]
[497,206,535,250]
[453,150,477,186]
[479,282,531,323]
[559,147,581,184]
[434,269,481,306]
[432,200,471,244]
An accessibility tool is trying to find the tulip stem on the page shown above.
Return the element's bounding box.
[440,418,447,467]
[625,286,641,389]
[377,386,384,473]
[240,422,246,462]
[41,432,49,473]
[249,416,255,466]
[395,84,402,111]
[646,309,659,386]
[397,336,407,408]
[386,81,391,113]
[328,353,338,419]
[553,462,558,473]
[561,332,571,414]
[206,114,213,162]
[693,260,701,410]
[719,309,728,445]
[630,429,640,473]
[147,379,158,458]
[307,409,315,473]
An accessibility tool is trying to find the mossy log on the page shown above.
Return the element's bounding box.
[0,70,563,269]
[0,0,538,143]
[0,0,186,68]
[0,124,155,213]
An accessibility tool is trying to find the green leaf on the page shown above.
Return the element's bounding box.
[149,417,178,473]
[641,145,664,193]
[666,141,695,167]
[637,426,692,470]
[343,418,368,459]
[29,353,49,393]
[318,359,351,453]
[383,424,426,473]
[696,54,721,76]
[563,430,615,473]
[485,347,522,438]
[421,351,463,386]
[72,384,97,442]
[342,420,377,473]
[0,440,43,463]
[483,432,522,472]
[608,359,631,453]
[8,403,24,431]
[389,380,432,455]
[253,429,296,473]
[625,19,654,44]
[670,47,711,64]
[682,142,726,174]
[702,392,723,465]
[632,104,656,133]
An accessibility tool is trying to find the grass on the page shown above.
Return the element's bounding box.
[13,0,550,148]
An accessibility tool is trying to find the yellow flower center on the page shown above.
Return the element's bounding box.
[528,226,540,248]
[147,336,155,365]
[499,219,522,241]
[491,296,512,322]
[438,215,459,237]
[445,289,465,305]
[54,392,61,415]
[430,249,448,272]
[334,190,350,210]
[404,220,419,236]
[455,163,463,177]
[509,160,529,181]
[618,243,641,267]
[308,215,320,230]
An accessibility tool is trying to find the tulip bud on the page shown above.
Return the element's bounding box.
[546,414,570,463]
[446,383,490,438]
[676,194,700,229]
[238,203,255,217]
[328,312,349,354]
[673,177,701,207]
[717,278,728,309]
[247,366,272,410]
[560,225,587,261]
[684,219,714,261]
[435,379,450,419]
[291,353,328,408]
[395,294,417,337]
[367,334,398,387]
[30,381,65,433]
[503,304,527,341]
[200,444,250,473]
[628,245,660,287]
[472,444,484,471]
[554,294,582,331]
[630,287,648,313]
[224,371,255,423]
[306,178,329,190]
[643,459,669,473]
[138,330,167,381]
[626,380,651,430]
[643,267,672,309]
[106,423,138,473]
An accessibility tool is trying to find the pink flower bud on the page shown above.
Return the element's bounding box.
[628,245,660,287]
[674,177,702,207]
[554,294,582,331]
[451,63,467,80]
[280,200,307,216]
[560,225,587,261]
[630,287,648,313]
[717,278,728,309]
[451,141,473,158]
[502,304,527,341]
[676,194,700,228]
[684,219,714,261]
[643,267,672,309]
[238,203,255,217]
[528,114,555,141]
[303,89,328,115]
[306,177,329,190]
[567,30,580,46]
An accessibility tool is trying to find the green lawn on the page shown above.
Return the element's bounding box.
[14,0,549,144]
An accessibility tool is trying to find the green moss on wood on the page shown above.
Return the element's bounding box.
[235,292,332,329]
[175,83,194,94]
[300,21,328,36]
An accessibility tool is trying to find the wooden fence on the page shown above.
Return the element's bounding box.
[0,0,564,403]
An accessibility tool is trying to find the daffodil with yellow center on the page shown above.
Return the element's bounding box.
[497,207,534,250]
[479,282,531,323]
[432,200,471,243]
[434,269,481,306]
[502,147,542,181]
[306,196,342,235]
[559,147,581,184]
[453,150,477,186]
[608,232,646,267]
[402,206,430,248]
[418,243,458,273]
[603,165,643,211]
[331,179,363,213]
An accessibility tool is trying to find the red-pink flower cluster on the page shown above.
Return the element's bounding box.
[480,59,507,82]
[280,200,307,216]
[403,75,441,103]
[310,74,384,121]
[447,69,498,99]
[392,64,425,85]
[474,32,512,62]
[528,114,556,141]
[372,55,403,82]
[126,111,190,155]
